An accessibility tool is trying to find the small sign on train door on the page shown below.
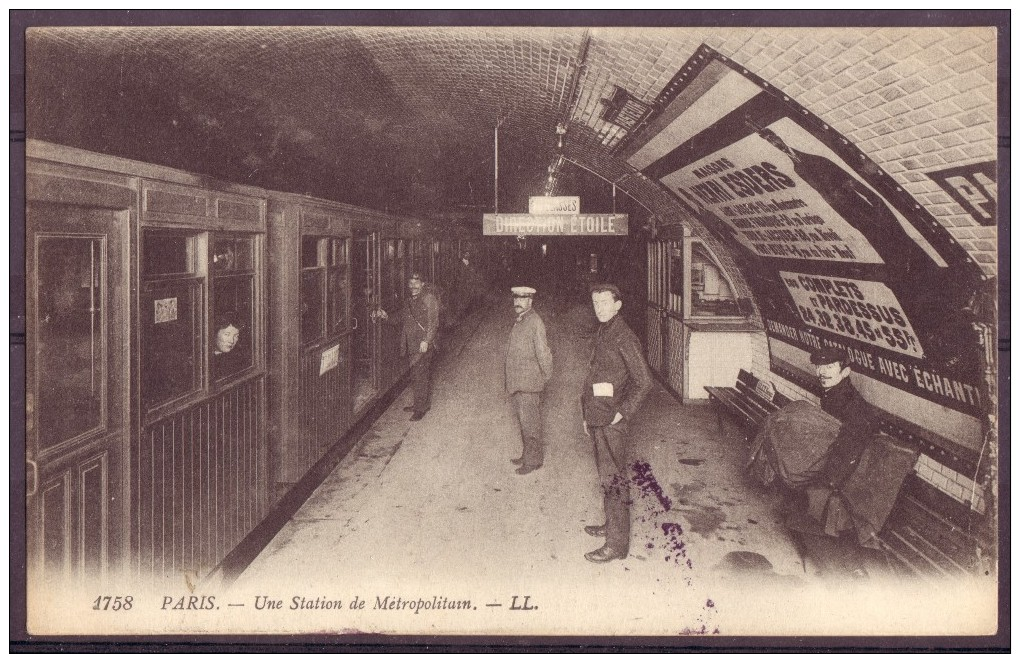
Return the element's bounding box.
[320,344,340,375]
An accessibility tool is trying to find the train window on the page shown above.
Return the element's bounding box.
[301,235,322,269]
[690,242,743,318]
[141,279,203,409]
[141,229,203,410]
[301,269,325,344]
[211,234,256,381]
[327,238,349,336]
[300,236,349,343]
[212,236,254,273]
[35,237,106,448]
[300,236,325,344]
[143,232,194,277]
[381,239,400,309]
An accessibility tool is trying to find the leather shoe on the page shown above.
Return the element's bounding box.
[515,464,540,475]
[584,545,626,563]
[584,524,606,537]
[510,457,524,466]
[409,411,427,421]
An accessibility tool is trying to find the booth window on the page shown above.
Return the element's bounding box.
[689,242,743,318]
[141,229,203,409]
[668,243,683,314]
[211,234,255,381]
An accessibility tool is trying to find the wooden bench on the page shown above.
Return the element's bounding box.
[705,368,994,581]
[704,369,791,442]
[869,409,994,580]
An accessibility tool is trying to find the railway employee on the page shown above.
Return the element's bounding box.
[505,286,553,475]
[372,271,440,421]
[581,283,654,563]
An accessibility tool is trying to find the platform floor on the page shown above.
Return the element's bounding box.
[229,295,995,637]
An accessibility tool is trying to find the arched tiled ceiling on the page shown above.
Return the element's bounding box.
[26,25,997,280]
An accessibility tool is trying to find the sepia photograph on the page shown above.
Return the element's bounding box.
[11,10,1007,650]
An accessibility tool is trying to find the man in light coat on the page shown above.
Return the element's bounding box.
[505,286,553,475]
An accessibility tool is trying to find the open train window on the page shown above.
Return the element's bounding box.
[689,241,744,319]
[141,230,203,410]
[211,233,256,381]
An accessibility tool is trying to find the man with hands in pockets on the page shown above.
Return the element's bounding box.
[581,283,654,563]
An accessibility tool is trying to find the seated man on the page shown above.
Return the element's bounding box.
[811,346,880,488]
[785,347,915,579]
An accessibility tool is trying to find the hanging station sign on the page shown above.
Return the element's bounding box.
[483,213,628,236]
[528,195,580,214]
[616,45,988,419]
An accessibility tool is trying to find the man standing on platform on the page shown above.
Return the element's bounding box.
[372,271,440,421]
[504,286,554,475]
[581,283,654,563]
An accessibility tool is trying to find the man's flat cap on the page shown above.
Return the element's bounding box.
[809,346,848,366]
[511,286,537,297]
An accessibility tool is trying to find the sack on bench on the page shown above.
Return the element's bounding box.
[787,435,919,550]
[747,400,842,489]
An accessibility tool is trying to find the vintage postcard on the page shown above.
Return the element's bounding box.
[13,10,1006,648]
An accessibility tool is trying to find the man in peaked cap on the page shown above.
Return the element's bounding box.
[809,346,880,487]
[373,271,441,421]
[786,345,885,579]
[505,286,553,475]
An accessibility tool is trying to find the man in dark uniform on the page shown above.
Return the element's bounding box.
[373,271,440,421]
[791,346,882,578]
[811,346,879,487]
[581,283,654,563]
[505,286,554,475]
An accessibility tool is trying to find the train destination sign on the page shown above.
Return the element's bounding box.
[528,195,580,214]
[483,213,628,236]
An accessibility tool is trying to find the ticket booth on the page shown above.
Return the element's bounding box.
[647,227,758,401]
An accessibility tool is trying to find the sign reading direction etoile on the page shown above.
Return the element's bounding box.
[483,213,629,236]
[486,195,627,236]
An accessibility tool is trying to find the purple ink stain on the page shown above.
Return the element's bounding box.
[631,460,673,511]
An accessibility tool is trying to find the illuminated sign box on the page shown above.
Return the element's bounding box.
[483,213,628,236]
[528,195,580,214]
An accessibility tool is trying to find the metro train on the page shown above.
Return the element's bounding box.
[25,140,498,584]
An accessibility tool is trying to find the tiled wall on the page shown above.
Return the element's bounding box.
[567,27,998,276]
[561,27,997,517]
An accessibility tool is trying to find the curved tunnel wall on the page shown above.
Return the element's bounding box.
[560,28,996,486]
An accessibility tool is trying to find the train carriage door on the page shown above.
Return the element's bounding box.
[351,230,380,413]
[26,201,130,586]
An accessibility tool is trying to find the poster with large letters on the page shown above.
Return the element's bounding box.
[618,46,988,420]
